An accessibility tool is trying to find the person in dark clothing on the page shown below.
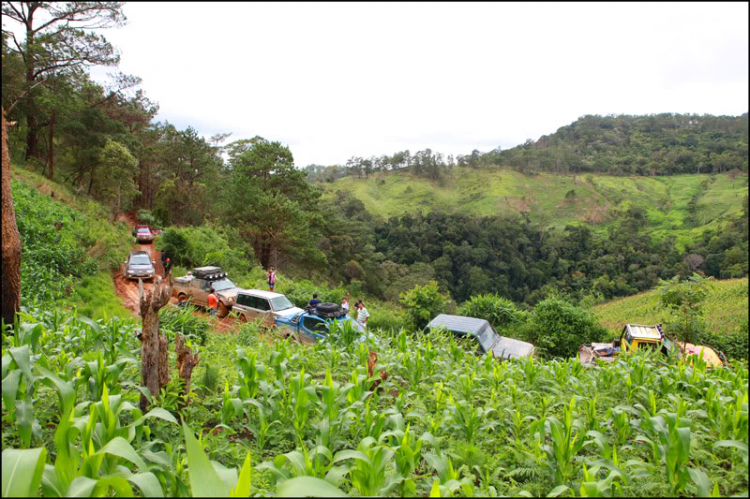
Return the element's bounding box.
[308,293,321,308]
[164,257,172,276]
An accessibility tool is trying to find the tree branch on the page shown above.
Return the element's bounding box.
[6,79,47,114]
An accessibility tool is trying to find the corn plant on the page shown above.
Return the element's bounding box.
[543,396,585,485]
[332,436,400,496]
[638,413,693,495]
[2,345,40,447]
[447,397,496,445]
[257,444,349,487]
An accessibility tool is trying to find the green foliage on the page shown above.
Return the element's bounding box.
[136,209,163,229]
[400,281,450,331]
[459,293,527,332]
[156,225,252,277]
[159,305,210,346]
[658,274,713,344]
[523,296,608,358]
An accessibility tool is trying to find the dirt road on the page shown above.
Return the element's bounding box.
[112,212,240,331]
[113,211,165,315]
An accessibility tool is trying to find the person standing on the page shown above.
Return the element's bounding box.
[341,292,350,316]
[207,287,218,316]
[267,268,277,291]
[164,257,172,276]
[356,300,370,329]
[309,293,321,308]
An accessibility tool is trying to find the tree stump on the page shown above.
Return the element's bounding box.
[175,333,200,400]
[139,276,172,411]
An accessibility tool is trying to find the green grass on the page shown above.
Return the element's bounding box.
[326,169,748,248]
[593,277,748,337]
[62,271,135,320]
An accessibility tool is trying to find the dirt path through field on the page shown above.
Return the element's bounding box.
[112,213,241,331]
[113,212,164,315]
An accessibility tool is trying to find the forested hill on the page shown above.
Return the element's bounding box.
[482,113,749,175]
[305,113,748,183]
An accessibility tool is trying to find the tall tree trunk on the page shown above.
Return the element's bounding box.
[47,111,56,180]
[2,108,22,328]
[138,277,173,411]
[25,110,40,161]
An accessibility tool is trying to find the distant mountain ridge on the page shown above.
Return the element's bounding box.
[483,113,749,175]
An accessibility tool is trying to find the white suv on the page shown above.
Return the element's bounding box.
[233,289,303,324]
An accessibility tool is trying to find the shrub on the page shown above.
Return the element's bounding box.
[522,296,607,358]
[366,306,406,333]
[692,320,749,361]
[136,209,163,229]
[399,280,450,331]
[156,225,252,277]
[459,293,527,332]
[159,305,210,345]
[658,274,713,345]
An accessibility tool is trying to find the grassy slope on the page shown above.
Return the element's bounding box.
[593,277,748,337]
[326,168,748,249]
[11,165,134,320]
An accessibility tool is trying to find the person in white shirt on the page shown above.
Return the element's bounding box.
[356,300,370,329]
[341,292,351,316]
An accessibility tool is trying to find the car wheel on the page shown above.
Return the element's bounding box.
[217,301,229,318]
[238,314,248,324]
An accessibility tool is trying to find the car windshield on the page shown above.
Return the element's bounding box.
[130,255,151,265]
[270,296,294,311]
[136,228,150,234]
[211,278,235,291]
[477,324,500,352]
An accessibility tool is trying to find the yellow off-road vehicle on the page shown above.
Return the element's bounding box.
[578,323,726,367]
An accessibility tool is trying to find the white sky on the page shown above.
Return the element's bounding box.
[78,2,750,165]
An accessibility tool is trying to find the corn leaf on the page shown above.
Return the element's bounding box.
[2,447,47,497]
[275,476,347,497]
[182,421,229,497]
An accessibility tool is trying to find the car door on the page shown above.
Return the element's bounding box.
[233,293,252,321]
[253,296,273,325]
[301,316,328,343]
[191,279,210,307]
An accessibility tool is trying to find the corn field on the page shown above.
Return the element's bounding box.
[2,308,748,497]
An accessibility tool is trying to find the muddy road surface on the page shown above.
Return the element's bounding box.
[113,241,165,315]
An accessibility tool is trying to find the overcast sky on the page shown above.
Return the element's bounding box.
[85,2,749,166]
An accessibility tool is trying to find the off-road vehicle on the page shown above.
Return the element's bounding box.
[233,289,304,324]
[133,225,154,244]
[172,266,240,317]
[426,314,536,360]
[124,251,157,281]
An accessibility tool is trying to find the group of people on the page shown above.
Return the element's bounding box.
[267,268,370,329]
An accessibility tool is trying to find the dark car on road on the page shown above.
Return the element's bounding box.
[124,251,157,281]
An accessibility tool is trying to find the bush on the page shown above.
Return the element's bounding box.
[459,293,527,332]
[366,306,406,333]
[692,319,749,361]
[156,225,252,277]
[159,305,210,345]
[522,296,607,358]
[399,280,450,331]
[136,209,163,229]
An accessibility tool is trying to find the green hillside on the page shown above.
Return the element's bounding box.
[325,168,748,248]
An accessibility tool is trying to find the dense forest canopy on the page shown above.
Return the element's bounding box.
[2,9,748,308]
